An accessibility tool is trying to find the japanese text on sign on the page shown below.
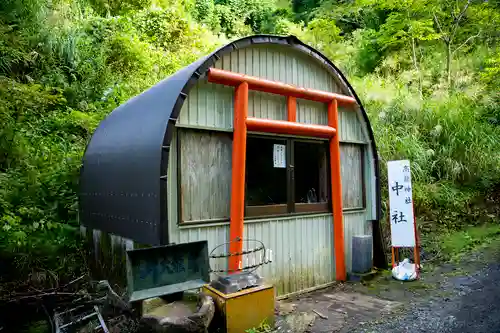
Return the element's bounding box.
[136,251,201,288]
[387,160,416,247]
[273,144,286,168]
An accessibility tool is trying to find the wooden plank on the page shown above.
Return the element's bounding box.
[179,129,232,222]
[340,143,364,208]
[246,204,288,217]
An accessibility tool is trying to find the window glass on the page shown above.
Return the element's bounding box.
[294,141,329,204]
[245,137,288,214]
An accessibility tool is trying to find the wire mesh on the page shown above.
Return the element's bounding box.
[208,238,272,276]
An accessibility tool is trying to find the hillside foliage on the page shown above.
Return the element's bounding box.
[0,0,499,284]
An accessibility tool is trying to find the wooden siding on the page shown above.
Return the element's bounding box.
[167,44,377,295]
[168,213,336,296]
[179,129,232,222]
[340,143,364,209]
[249,90,287,120]
[82,210,370,296]
[80,226,133,290]
[167,210,370,296]
[296,99,327,125]
[363,143,377,221]
[167,128,371,296]
[244,214,335,296]
[177,45,368,143]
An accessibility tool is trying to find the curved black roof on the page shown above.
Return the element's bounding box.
[79,35,381,245]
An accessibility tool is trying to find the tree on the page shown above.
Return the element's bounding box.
[427,0,499,88]
[432,0,478,87]
[371,0,440,96]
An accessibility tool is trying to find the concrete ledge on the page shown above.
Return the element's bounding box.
[347,269,380,282]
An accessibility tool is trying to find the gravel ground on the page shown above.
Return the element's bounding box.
[275,241,500,333]
[351,260,500,332]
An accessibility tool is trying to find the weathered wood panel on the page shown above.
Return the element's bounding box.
[179,129,232,222]
[340,143,364,209]
[81,226,133,291]
[339,105,367,143]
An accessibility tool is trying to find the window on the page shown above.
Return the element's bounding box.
[245,137,289,216]
[245,135,330,217]
[294,140,330,213]
[177,128,366,224]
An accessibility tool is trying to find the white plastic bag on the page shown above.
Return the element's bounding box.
[391,258,418,281]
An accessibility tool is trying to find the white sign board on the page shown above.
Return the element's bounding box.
[387,160,416,247]
[273,144,286,168]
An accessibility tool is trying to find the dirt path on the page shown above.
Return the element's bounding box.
[274,239,500,333]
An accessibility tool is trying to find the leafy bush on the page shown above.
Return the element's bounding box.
[0,0,225,290]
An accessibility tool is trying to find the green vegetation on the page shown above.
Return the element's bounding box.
[431,223,500,261]
[0,0,499,291]
[245,320,273,333]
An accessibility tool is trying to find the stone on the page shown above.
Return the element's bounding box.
[139,294,215,333]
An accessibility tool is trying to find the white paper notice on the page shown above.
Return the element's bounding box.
[273,144,286,168]
[387,160,416,247]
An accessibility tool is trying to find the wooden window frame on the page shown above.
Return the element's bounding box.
[176,128,367,224]
[244,134,332,219]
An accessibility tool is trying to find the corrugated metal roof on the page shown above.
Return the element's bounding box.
[78,35,381,245]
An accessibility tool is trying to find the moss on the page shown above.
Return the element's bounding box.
[445,225,500,255]
[274,265,329,296]
[23,321,49,333]
[406,282,434,291]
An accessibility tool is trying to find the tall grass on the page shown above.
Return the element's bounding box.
[350,63,500,235]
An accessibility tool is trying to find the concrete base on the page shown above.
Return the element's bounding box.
[347,269,380,282]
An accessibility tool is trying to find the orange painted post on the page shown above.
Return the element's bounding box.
[328,99,346,281]
[413,215,420,277]
[246,117,335,138]
[229,82,248,273]
[391,247,396,268]
[287,96,297,122]
[207,67,356,281]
